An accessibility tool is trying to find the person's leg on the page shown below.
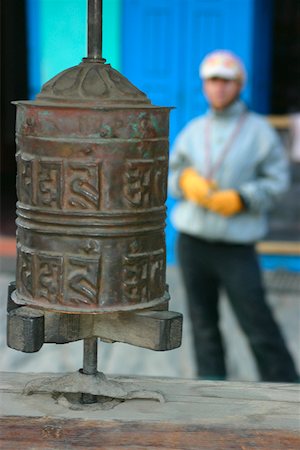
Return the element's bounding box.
[177,233,226,379]
[217,244,298,382]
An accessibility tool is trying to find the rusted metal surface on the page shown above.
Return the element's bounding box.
[13,60,171,313]
[35,61,152,105]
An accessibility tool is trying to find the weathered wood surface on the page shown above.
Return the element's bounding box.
[0,372,299,449]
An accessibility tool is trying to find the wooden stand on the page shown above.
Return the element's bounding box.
[0,372,299,449]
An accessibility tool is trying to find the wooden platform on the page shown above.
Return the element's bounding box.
[0,372,299,449]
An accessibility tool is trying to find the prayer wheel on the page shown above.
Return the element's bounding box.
[12,12,171,314]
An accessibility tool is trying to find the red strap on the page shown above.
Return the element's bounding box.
[204,111,248,180]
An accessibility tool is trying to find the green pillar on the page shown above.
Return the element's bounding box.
[103,0,121,70]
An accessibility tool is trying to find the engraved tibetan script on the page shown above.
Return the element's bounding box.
[17,157,102,211]
[65,257,100,306]
[123,158,167,207]
[18,158,33,205]
[36,254,63,304]
[66,163,101,210]
[18,248,34,297]
[17,248,101,307]
[153,156,168,204]
[122,248,165,302]
[37,161,62,208]
[123,160,151,207]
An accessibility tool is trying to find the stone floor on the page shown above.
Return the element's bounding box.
[0,259,299,381]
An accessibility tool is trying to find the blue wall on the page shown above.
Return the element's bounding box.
[121,0,274,264]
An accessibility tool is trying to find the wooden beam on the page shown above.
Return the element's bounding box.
[256,241,300,256]
[1,372,299,449]
[267,115,290,129]
[1,417,299,449]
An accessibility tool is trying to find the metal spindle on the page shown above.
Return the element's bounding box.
[86,0,105,62]
[81,337,98,403]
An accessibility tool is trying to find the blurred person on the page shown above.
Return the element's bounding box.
[169,50,299,382]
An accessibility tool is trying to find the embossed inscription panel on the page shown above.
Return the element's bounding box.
[17,156,167,211]
[16,237,166,311]
[17,158,102,212]
[17,247,100,307]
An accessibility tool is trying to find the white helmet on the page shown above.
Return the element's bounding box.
[199,50,246,85]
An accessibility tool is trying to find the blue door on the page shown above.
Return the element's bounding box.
[122,0,184,143]
[121,0,273,263]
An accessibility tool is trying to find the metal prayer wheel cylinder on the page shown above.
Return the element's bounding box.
[12,61,171,313]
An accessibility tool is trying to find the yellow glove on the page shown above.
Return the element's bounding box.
[179,168,213,205]
[206,189,244,216]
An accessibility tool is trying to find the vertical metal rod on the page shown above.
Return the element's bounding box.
[83,337,98,375]
[87,0,103,60]
[81,337,98,404]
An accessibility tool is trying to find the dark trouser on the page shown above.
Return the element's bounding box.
[178,232,299,382]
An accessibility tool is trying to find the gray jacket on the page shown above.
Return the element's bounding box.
[168,100,289,243]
